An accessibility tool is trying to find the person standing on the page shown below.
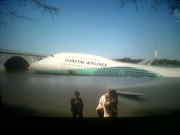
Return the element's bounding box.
[96,89,118,118]
[70,91,84,118]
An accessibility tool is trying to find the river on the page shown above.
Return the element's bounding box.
[1,67,180,117]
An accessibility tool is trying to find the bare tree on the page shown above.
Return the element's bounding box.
[119,0,180,12]
[118,0,180,21]
[0,0,180,24]
[0,0,60,24]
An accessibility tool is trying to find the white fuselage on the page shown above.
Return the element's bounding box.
[30,53,180,78]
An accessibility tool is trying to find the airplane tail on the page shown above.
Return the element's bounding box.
[138,50,158,66]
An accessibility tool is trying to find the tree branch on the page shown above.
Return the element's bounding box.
[31,0,60,15]
[0,0,60,23]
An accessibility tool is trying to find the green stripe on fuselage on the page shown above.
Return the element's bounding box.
[34,67,162,78]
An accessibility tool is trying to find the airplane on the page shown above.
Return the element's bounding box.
[29,52,180,101]
[30,52,180,78]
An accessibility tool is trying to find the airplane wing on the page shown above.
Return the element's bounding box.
[116,90,145,101]
[138,58,154,65]
[97,89,145,102]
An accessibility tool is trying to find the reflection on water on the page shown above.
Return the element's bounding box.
[1,68,180,117]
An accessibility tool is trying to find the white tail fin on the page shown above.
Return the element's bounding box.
[138,50,158,65]
[154,50,158,58]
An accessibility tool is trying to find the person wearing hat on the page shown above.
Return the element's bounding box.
[70,91,84,118]
[96,89,118,118]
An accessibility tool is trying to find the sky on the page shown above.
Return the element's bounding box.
[0,0,180,60]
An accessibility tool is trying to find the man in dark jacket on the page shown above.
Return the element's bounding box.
[70,91,84,118]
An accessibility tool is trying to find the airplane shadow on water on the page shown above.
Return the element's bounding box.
[1,69,180,118]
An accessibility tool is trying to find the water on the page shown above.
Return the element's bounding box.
[1,67,180,117]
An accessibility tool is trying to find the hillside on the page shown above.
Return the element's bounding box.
[114,58,180,67]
